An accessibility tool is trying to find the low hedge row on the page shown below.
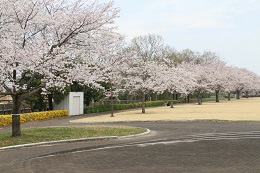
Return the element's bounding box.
[166,100,180,105]
[0,110,68,127]
[84,100,166,114]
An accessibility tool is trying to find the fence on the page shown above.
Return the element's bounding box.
[89,100,142,106]
[0,103,31,115]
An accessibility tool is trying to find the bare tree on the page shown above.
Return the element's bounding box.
[131,34,164,62]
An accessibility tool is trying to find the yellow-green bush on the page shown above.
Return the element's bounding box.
[0,110,68,127]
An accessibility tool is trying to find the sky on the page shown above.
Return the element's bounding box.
[106,0,260,75]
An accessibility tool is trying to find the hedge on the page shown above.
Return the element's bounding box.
[166,100,180,105]
[84,100,166,114]
[0,110,68,127]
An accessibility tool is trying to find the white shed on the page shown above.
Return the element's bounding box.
[54,92,84,116]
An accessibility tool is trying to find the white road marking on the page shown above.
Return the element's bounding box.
[33,131,260,159]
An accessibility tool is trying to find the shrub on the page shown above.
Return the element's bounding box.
[145,101,166,107]
[0,110,68,127]
[166,100,180,105]
[84,100,166,114]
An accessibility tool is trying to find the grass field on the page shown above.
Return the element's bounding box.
[0,126,146,148]
[71,97,260,123]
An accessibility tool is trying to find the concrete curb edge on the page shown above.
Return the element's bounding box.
[0,128,150,151]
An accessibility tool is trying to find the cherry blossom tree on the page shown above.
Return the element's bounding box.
[219,66,260,100]
[206,59,230,102]
[237,68,260,98]
[229,67,251,99]
[123,34,167,113]
[190,61,212,105]
[97,43,130,117]
[0,0,121,136]
[161,62,196,108]
[249,72,260,96]
[187,51,222,104]
[222,66,237,101]
[123,55,166,113]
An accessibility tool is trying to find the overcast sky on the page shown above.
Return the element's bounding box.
[108,0,260,75]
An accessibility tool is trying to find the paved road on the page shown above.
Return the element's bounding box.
[1,120,260,173]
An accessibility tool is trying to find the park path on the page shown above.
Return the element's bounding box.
[71,97,260,123]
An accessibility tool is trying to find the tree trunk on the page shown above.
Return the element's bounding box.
[38,93,44,111]
[170,93,174,108]
[236,90,240,99]
[246,91,249,98]
[48,94,53,110]
[164,90,168,101]
[215,90,220,102]
[228,92,231,101]
[187,94,190,103]
[142,92,145,113]
[11,94,22,137]
[197,91,202,105]
[110,82,114,117]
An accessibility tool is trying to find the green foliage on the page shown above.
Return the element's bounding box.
[52,90,68,105]
[82,87,104,106]
[192,92,213,99]
[144,101,166,107]
[25,90,47,112]
[166,100,180,105]
[224,95,235,98]
[20,72,47,111]
[84,101,165,114]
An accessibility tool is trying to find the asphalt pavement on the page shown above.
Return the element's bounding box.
[1,98,260,172]
[1,120,260,173]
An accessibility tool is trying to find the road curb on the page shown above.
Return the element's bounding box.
[118,128,151,139]
[69,120,193,124]
[0,128,150,151]
[69,119,259,124]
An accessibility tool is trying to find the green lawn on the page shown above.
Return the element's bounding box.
[0,126,146,148]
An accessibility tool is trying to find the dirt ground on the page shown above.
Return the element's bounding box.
[71,97,260,123]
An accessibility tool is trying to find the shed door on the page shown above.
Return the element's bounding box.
[72,96,80,115]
